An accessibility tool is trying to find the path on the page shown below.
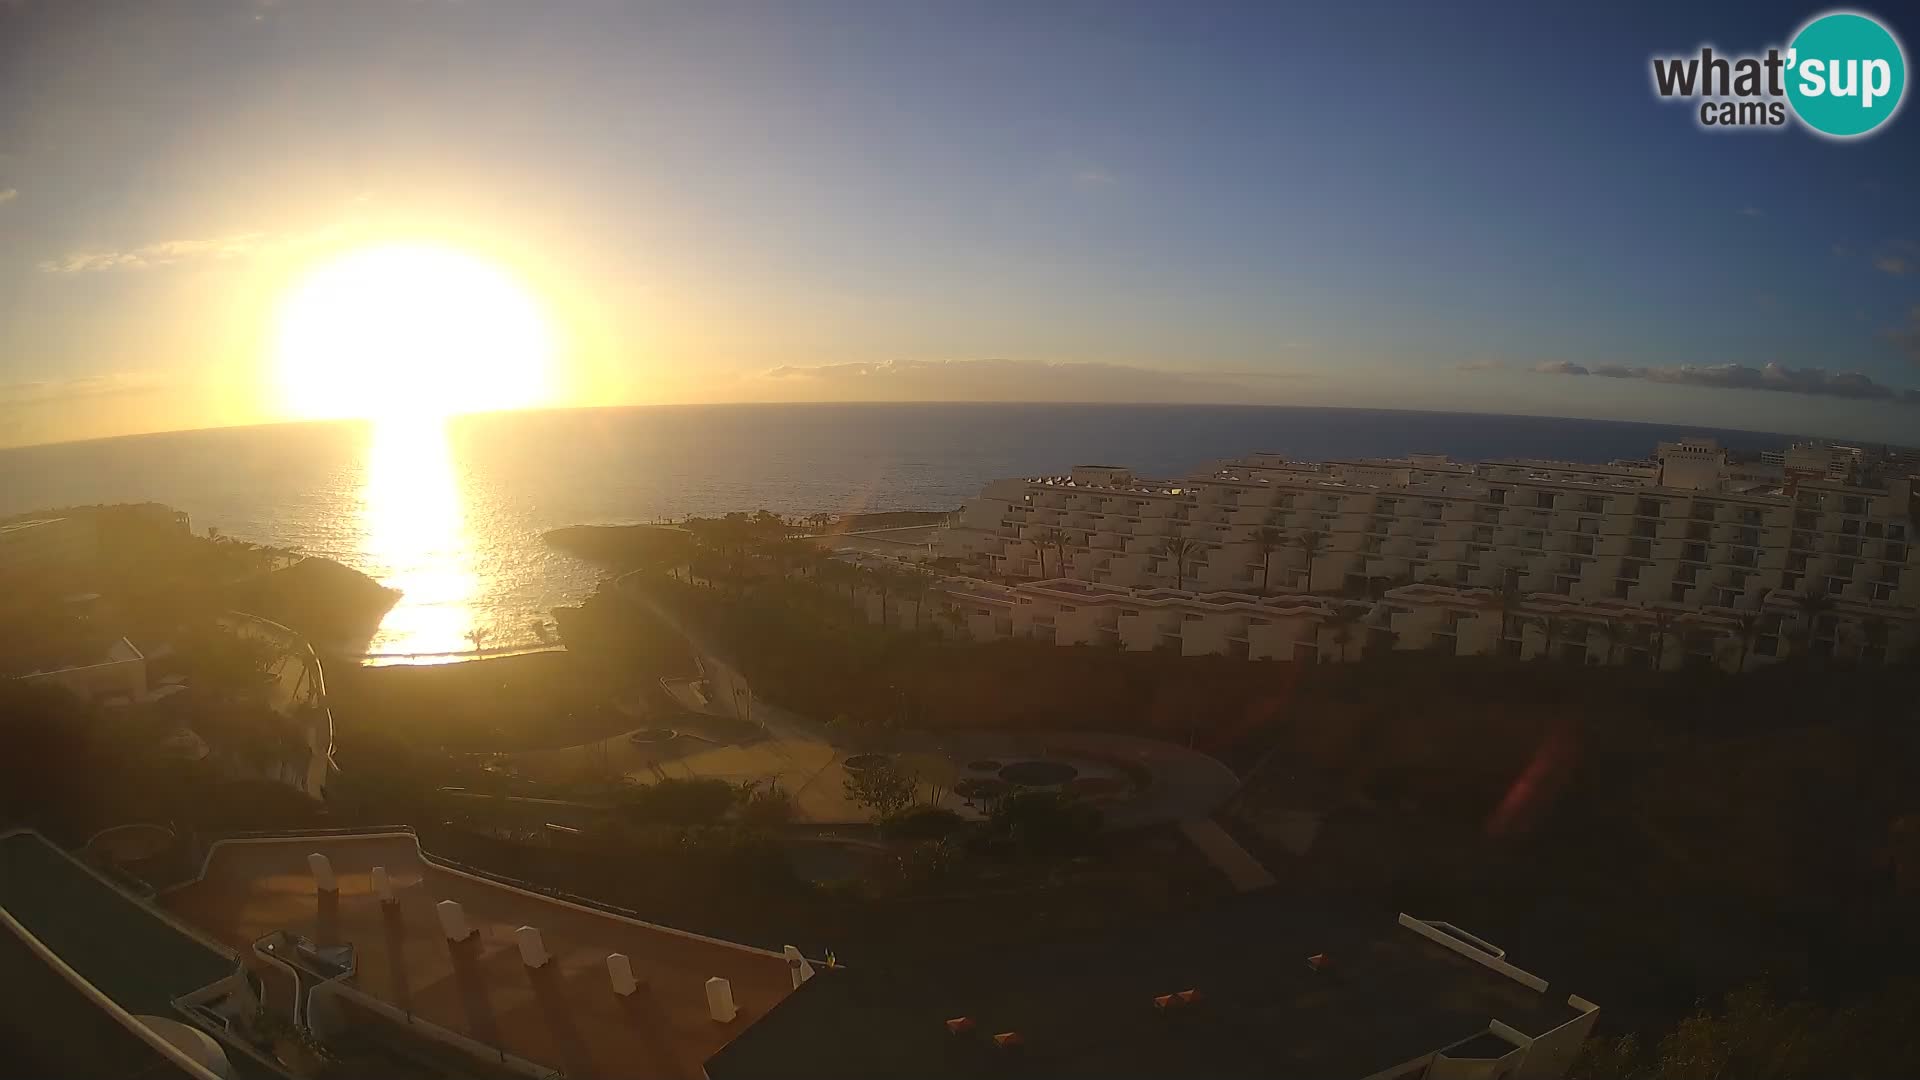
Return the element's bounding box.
[1179,818,1277,892]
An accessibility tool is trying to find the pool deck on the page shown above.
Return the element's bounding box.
[163,834,794,1080]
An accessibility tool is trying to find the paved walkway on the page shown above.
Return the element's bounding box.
[600,578,1245,830]
[1179,819,1277,892]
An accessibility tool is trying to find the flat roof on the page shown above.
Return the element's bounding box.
[707,892,1583,1080]
[163,833,794,1079]
[0,516,64,535]
[0,832,236,1021]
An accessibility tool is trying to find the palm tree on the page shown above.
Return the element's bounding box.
[1290,528,1324,592]
[1729,609,1764,674]
[1791,586,1835,657]
[1159,536,1198,591]
[1250,526,1286,594]
[1540,615,1578,663]
[1495,579,1526,655]
[1326,604,1365,662]
[1646,608,1680,671]
[1858,615,1891,666]
[1593,617,1626,667]
[1029,528,1065,579]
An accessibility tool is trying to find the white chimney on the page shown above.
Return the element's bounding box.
[514,926,551,968]
[307,853,336,893]
[436,900,472,942]
[607,953,637,996]
[705,976,738,1022]
[783,945,815,988]
[372,866,395,904]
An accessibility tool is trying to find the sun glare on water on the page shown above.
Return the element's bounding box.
[276,244,554,422]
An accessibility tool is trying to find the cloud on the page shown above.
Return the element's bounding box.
[754,358,1294,404]
[1455,358,1504,372]
[1072,168,1117,188]
[1536,360,1916,403]
[39,232,274,273]
[1531,360,1589,376]
[1874,255,1912,276]
[1888,306,1920,366]
[0,188,16,206]
[0,371,169,406]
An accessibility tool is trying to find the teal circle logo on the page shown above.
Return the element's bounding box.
[1786,11,1907,137]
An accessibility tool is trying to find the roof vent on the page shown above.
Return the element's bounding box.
[307,852,336,894]
[514,926,551,968]
[607,953,637,996]
[945,1016,976,1035]
[1307,953,1332,973]
[706,977,738,1023]
[993,1032,1024,1049]
[1153,994,1180,1010]
[371,866,395,905]
[1176,988,1202,1005]
[435,899,474,942]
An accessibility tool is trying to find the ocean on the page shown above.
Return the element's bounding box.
[0,403,1815,660]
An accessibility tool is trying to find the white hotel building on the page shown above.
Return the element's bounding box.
[931,440,1920,669]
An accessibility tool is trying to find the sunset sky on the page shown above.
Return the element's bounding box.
[1,0,1918,448]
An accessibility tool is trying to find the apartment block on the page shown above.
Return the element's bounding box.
[943,443,1915,611]
[935,440,1918,668]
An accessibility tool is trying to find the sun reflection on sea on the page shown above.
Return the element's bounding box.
[358,419,482,661]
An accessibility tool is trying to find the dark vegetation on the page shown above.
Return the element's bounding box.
[561,512,1920,1067]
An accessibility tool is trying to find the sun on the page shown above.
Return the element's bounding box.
[275,244,555,421]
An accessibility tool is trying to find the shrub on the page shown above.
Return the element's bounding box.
[882,806,964,842]
[618,777,736,825]
[988,791,1102,856]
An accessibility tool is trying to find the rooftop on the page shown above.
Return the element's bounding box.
[163,832,795,1079]
[707,893,1585,1080]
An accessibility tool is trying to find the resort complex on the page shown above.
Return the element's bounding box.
[3,827,1597,1080]
[933,439,1920,669]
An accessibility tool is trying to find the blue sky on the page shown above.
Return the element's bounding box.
[0,0,1917,446]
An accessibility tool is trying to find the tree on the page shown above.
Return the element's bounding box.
[1858,614,1891,665]
[1496,578,1526,655]
[1326,604,1365,663]
[843,760,916,819]
[1541,616,1578,663]
[1728,607,1766,672]
[1250,526,1286,594]
[1029,528,1065,579]
[1791,586,1835,656]
[1646,608,1681,671]
[1290,528,1324,591]
[1159,536,1198,591]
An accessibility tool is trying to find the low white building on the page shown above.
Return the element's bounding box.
[13,636,148,702]
[910,575,1917,672]
[938,441,1919,662]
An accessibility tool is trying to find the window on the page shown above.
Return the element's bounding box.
[1670,583,1688,602]
[1841,518,1860,536]
[1536,491,1555,509]
[1583,495,1606,513]
[1629,539,1651,559]
[1834,558,1856,577]
[1687,522,1711,541]
[1692,501,1718,520]
[1636,498,1661,517]
[1737,527,1760,547]
[1523,530,1544,549]
[1843,496,1867,515]
[1487,488,1508,505]
[1573,536,1594,555]
[1892,523,1909,542]
[1886,543,1907,562]
[1632,519,1657,538]
[1614,580,1632,599]
[1682,543,1707,563]
[1676,564,1697,583]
